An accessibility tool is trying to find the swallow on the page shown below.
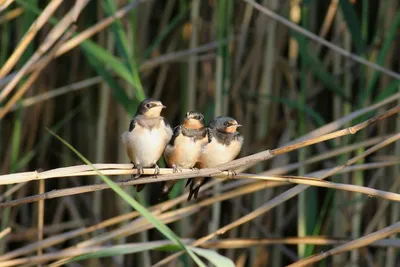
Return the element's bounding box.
[121,98,173,192]
[186,116,243,200]
[161,111,208,196]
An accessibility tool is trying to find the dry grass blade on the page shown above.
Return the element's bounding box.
[233,173,400,202]
[0,0,63,80]
[0,0,89,103]
[0,227,11,241]
[0,0,148,89]
[242,0,400,80]
[1,106,398,184]
[151,131,400,266]
[0,7,23,24]
[287,221,400,267]
[0,0,13,12]
[203,237,400,249]
[0,182,26,202]
[0,27,76,120]
[0,162,398,209]
[0,161,393,209]
[9,76,102,111]
[0,180,280,263]
[2,1,399,266]
[55,0,146,57]
[0,241,182,267]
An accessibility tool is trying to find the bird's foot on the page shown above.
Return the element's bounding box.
[132,164,143,179]
[153,164,160,177]
[172,165,183,173]
[227,169,237,179]
[190,167,199,171]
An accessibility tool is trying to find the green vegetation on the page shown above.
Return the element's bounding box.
[0,1,399,266]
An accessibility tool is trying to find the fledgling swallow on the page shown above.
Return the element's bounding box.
[121,98,173,192]
[161,111,208,196]
[186,116,243,200]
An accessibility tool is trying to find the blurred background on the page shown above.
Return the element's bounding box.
[0,0,400,266]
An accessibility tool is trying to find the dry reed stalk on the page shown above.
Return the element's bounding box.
[0,1,88,103]
[3,235,400,267]
[37,179,44,258]
[0,182,26,202]
[7,163,390,264]
[203,237,400,249]
[3,160,396,265]
[0,0,63,80]
[9,219,90,242]
[0,7,23,24]
[0,180,278,264]
[0,26,76,120]
[287,221,400,267]
[0,161,397,210]
[1,105,398,184]
[0,227,11,241]
[0,241,185,267]
[0,0,13,12]
[242,0,400,80]
[152,128,400,266]
[232,172,400,201]
[9,76,102,111]
[0,20,226,90]
[45,181,282,267]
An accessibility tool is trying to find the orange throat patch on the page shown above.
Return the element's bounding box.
[184,119,203,129]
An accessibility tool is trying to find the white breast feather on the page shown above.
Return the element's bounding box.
[122,120,172,167]
[166,134,205,168]
[199,137,243,167]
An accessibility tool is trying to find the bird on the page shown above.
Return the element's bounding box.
[161,111,208,196]
[186,116,243,201]
[121,98,173,192]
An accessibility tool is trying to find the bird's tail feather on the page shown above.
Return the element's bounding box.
[186,177,210,201]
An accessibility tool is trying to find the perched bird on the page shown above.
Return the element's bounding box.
[121,99,173,192]
[186,116,243,200]
[162,111,208,196]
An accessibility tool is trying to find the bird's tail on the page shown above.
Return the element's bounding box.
[185,177,210,201]
[135,184,146,192]
[160,180,178,197]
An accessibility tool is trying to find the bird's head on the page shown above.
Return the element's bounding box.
[136,99,166,118]
[209,116,241,133]
[183,111,205,129]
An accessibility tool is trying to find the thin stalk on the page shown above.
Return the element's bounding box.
[210,0,232,249]
[297,4,309,259]
[0,106,22,254]
[333,6,353,265]
[386,3,400,266]
[351,1,370,264]
[187,0,200,111]
[93,10,114,227]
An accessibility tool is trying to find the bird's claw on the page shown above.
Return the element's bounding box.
[227,169,237,178]
[172,165,183,173]
[153,164,160,177]
[132,164,144,179]
[190,167,199,171]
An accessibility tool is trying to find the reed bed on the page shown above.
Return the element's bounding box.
[1,0,400,266]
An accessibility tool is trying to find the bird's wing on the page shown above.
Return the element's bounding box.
[163,118,173,139]
[128,117,136,132]
[168,125,182,146]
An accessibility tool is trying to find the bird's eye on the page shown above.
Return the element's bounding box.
[223,122,229,126]
[146,103,152,108]
[195,116,200,120]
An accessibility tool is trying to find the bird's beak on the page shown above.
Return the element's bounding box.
[230,120,241,127]
[160,104,166,109]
